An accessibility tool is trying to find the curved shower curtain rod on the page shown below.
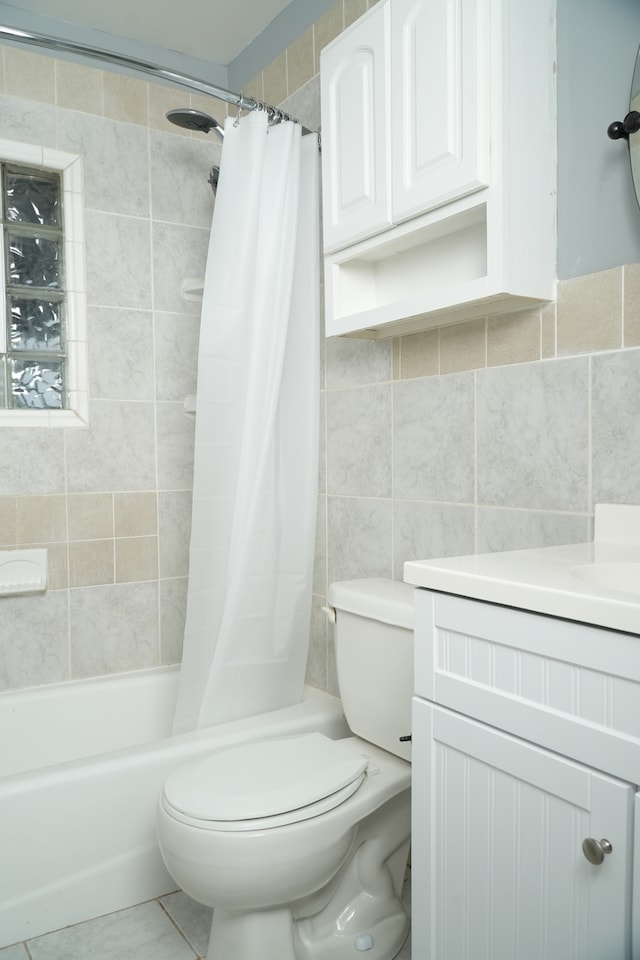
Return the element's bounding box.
[0,24,317,137]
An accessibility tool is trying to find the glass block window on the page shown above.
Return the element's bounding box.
[0,165,65,410]
[0,141,87,428]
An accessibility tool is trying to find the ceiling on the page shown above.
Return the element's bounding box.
[0,0,294,66]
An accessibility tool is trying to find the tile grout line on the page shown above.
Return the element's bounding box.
[157,899,203,958]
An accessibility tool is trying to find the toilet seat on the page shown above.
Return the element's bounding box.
[161,732,370,833]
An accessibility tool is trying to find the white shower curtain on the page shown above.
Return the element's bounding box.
[172,110,320,733]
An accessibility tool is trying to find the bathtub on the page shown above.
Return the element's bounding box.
[0,666,348,947]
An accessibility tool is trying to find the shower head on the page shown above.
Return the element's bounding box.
[166,108,225,138]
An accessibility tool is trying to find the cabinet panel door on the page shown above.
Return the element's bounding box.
[320,4,391,252]
[412,699,634,960]
[391,0,489,222]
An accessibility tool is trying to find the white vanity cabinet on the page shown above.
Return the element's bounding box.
[411,590,640,960]
[320,0,556,339]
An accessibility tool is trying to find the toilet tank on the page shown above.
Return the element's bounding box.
[328,578,414,762]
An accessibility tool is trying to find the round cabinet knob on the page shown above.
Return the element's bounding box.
[582,837,613,866]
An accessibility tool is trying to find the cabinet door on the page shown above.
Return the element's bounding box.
[412,699,634,960]
[390,0,489,222]
[320,3,391,252]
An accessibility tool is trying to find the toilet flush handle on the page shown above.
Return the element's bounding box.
[399,734,412,742]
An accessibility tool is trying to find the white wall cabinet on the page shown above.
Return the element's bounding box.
[320,0,556,339]
[390,0,488,223]
[321,0,487,253]
[320,2,390,250]
[412,590,640,959]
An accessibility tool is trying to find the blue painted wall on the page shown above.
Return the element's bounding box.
[557,0,640,278]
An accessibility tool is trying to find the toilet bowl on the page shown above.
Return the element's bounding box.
[156,578,414,960]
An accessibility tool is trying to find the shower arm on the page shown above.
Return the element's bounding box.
[0,24,317,136]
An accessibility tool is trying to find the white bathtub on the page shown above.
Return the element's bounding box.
[0,666,348,947]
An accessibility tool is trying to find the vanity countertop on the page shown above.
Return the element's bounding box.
[404,504,640,635]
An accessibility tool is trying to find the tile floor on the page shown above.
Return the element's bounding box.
[1,870,411,959]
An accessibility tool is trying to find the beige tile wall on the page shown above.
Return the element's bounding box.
[0,42,228,130]
[0,42,216,691]
[390,265,636,381]
[1,1,639,697]
[0,0,379,694]
[307,263,640,693]
[242,0,379,105]
[263,0,640,694]
[0,492,160,590]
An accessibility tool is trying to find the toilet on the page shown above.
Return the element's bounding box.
[156,578,414,960]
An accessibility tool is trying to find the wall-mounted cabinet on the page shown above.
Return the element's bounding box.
[320,0,557,339]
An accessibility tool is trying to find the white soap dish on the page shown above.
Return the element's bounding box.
[0,548,48,597]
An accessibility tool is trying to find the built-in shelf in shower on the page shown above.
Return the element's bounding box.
[0,548,48,596]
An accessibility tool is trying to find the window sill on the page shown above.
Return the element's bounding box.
[0,399,89,428]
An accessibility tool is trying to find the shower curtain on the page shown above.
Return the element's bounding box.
[172,110,320,733]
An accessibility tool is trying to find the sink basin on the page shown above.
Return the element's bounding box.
[571,562,640,598]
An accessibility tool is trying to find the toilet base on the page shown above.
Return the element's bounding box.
[297,900,409,959]
[205,900,409,960]
[295,832,410,960]
[204,835,410,960]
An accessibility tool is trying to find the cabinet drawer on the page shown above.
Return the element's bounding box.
[414,589,640,784]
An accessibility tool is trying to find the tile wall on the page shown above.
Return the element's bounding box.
[274,6,640,693]
[0,0,377,695]
[1,0,640,701]
[0,43,224,690]
[306,266,640,692]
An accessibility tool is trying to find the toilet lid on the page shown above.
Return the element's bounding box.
[163,732,369,825]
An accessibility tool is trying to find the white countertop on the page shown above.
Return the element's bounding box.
[404,505,640,635]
